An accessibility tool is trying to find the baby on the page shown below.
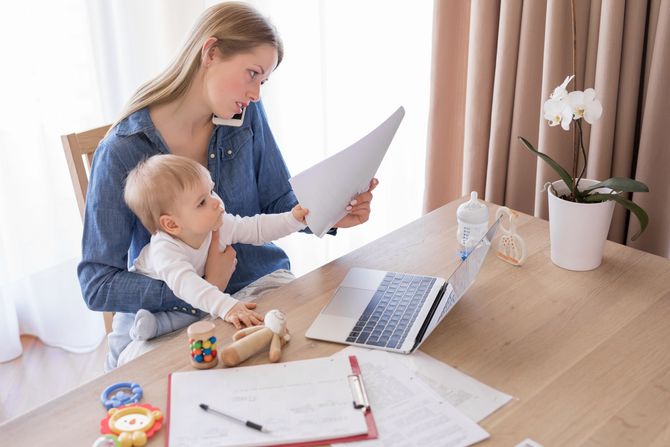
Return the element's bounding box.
[120,153,307,344]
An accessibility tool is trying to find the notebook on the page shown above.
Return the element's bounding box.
[306,218,500,354]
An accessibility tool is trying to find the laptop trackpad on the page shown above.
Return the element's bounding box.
[322,287,372,318]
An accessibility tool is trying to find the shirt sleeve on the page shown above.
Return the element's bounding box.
[150,239,238,319]
[217,212,306,250]
[77,137,196,314]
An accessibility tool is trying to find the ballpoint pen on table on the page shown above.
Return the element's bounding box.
[199,403,270,433]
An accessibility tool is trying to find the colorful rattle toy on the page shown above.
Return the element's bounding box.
[101,382,143,410]
[220,309,290,366]
[187,320,219,369]
[495,206,527,266]
[99,403,162,447]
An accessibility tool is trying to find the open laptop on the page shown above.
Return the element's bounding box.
[306,218,501,354]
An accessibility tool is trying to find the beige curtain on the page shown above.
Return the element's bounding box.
[425,0,670,258]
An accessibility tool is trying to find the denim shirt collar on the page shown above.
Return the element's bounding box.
[116,107,155,137]
[114,106,251,155]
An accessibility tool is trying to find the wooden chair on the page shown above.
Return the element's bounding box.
[61,124,113,332]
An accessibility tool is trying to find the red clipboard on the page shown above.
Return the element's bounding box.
[165,355,378,447]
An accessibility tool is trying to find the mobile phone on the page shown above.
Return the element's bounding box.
[212,108,246,127]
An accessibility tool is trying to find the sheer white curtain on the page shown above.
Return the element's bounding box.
[88,0,434,277]
[0,0,106,362]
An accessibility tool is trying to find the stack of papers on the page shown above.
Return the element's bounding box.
[332,347,513,447]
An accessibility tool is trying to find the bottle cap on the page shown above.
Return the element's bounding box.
[457,192,488,224]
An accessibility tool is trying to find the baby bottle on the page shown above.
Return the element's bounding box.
[456,191,489,260]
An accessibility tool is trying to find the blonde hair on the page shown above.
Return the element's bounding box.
[124,154,211,234]
[109,2,283,135]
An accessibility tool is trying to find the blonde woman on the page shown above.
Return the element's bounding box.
[78,2,377,370]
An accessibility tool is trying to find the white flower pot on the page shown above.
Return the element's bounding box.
[547,179,615,271]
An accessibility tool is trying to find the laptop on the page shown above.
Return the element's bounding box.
[306,218,501,354]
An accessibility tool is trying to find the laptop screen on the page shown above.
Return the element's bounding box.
[414,217,502,348]
[448,217,501,300]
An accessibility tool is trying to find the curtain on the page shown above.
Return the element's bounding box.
[425,0,670,258]
[0,0,106,362]
[88,0,435,277]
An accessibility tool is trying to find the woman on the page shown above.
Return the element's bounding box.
[78,2,376,369]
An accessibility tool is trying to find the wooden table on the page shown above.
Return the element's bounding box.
[3,199,670,446]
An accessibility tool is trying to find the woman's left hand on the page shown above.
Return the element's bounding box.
[334,178,379,228]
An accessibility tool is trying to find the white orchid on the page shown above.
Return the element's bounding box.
[567,88,603,124]
[544,77,603,130]
[519,75,649,240]
[549,75,575,100]
[543,97,573,130]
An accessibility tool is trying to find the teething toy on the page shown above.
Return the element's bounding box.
[100,403,162,447]
[495,206,527,266]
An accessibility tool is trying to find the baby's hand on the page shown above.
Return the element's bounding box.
[292,205,309,224]
[224,302,264,329]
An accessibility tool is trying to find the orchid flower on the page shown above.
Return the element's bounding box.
[549,75,575,100]
[567,88,603,124]
[543,97,573,130]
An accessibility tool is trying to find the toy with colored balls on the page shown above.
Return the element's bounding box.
[187,320,218,369]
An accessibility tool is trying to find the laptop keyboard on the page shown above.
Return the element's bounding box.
[346,272,436,349]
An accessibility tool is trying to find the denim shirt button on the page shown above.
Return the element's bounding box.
[181,307,187,311]
[209,153,215,159]
[172,306,178,310]
[226,149,233,156]
[191,309,196,314]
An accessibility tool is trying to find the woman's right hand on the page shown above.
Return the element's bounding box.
[204,230,237,292]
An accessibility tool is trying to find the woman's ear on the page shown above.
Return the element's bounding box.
[159,214,180,236]
[201,36,219,67]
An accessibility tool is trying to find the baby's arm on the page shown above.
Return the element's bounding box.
[152,242,252,322]
[218,208,308,248]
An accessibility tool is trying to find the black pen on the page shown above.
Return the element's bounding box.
[199,403,269,433]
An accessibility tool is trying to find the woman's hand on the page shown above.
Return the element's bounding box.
[224,302,264,329]
[334,178,378,229]
[204,230,237,291]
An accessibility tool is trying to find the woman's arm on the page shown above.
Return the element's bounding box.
[78,137,196,314]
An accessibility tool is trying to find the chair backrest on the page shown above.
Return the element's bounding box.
[61,124,113,332]
[61,125,111,219]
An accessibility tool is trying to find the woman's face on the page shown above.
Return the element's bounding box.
[203,43,278,119]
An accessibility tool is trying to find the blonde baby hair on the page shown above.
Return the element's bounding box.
[108,2,283,135]
[124,154,212,234]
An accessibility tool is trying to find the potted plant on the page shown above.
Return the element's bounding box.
[519,75,649,271]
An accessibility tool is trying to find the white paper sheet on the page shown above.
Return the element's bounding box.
[289,106,405,237]
[393,350,513,423]
[333,347,490,447]
[168,356,368,447]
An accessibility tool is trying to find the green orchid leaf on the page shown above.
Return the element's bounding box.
[518,136,574,192]
[583,193,649,240]
[583,177,650,193]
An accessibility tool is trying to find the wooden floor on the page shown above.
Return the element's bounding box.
[0,335,107,424]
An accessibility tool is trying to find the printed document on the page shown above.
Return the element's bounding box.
[333,347,490,447]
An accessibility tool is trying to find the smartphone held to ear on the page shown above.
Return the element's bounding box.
[212,108,246,127]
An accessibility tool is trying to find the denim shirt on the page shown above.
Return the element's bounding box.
[78,102,304,315]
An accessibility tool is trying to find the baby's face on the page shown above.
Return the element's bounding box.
[173,177,224,240]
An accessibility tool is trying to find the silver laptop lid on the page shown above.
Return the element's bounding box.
[411,217,502,350]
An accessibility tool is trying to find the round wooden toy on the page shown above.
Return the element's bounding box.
[187,320,218,369]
